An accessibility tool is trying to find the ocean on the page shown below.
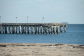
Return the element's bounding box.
[0,24,84,44]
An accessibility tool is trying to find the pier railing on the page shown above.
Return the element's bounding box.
[0,23,67,34]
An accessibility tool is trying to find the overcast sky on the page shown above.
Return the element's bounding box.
[0,0,84,24]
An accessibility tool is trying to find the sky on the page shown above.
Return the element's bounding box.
[0,0,84,24]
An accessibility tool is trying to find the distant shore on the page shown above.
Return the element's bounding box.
[0,43,84,56]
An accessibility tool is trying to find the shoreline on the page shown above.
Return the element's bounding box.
[0,43,84,56]
[0,43,84,46]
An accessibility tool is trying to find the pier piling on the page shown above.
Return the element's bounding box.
[0,23,67,34]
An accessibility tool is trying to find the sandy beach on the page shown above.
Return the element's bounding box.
[0,43,84,56]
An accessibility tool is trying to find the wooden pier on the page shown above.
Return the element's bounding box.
[0,23,67,34]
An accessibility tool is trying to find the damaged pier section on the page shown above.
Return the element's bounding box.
[0,23,67,34]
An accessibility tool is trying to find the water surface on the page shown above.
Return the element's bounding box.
[0,24,84,44]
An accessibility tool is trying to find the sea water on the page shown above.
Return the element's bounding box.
[0,24,84,44]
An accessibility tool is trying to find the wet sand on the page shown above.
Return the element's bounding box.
[0,43,84,56]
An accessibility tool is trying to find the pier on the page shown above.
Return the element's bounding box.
[0,23,67,34]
